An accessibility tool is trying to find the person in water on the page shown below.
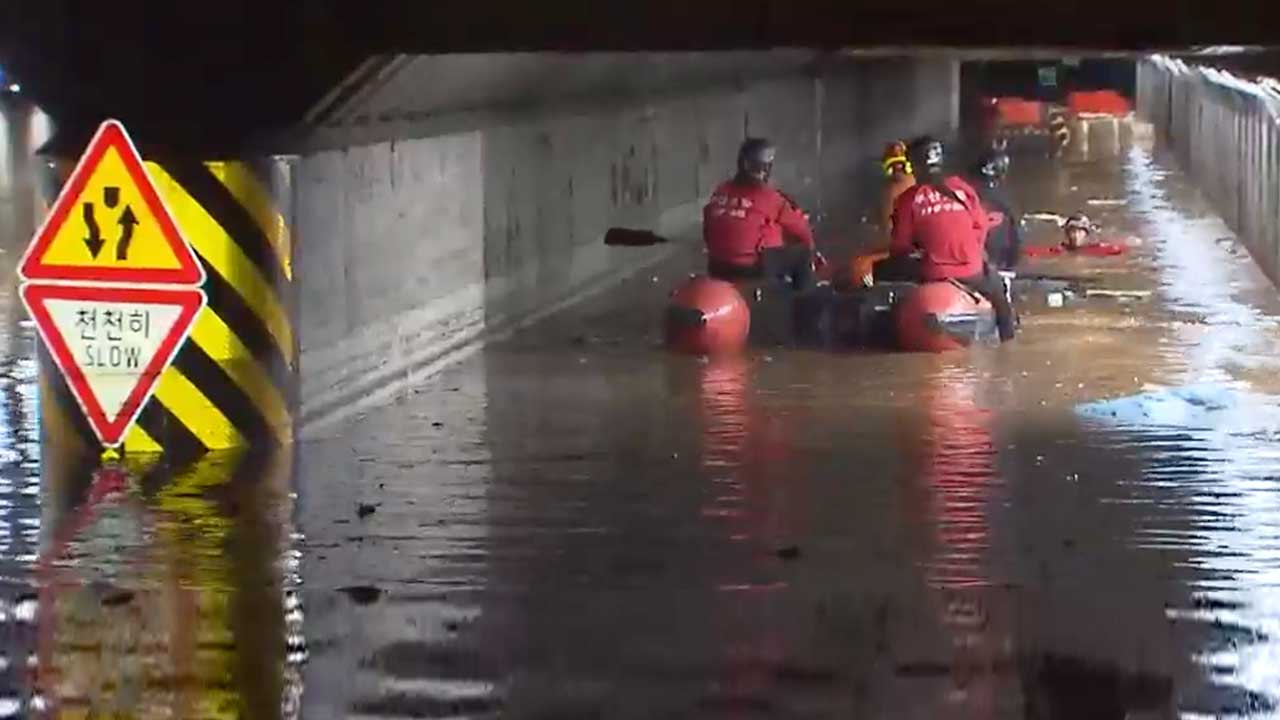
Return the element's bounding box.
[1024,213,1127,258]
[703,138,825,291]
[883,136,1016,342]
[970,150,1022,271]
[1063,213,1101,250]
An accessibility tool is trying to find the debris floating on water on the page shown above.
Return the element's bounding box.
[1026,212,1068,225]
[1085,289,1153,299]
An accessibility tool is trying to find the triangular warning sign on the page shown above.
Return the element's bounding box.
[21,283,206,447]
[19,119,205,286]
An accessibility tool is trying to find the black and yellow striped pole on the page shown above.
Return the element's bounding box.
[1048,108,1071,158]
[36,143,297,459]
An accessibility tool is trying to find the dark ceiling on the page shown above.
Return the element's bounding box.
[2,1,1279,154]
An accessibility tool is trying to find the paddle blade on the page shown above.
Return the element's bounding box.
[604,227,668,247]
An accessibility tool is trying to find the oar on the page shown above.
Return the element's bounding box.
[603,227,668,247]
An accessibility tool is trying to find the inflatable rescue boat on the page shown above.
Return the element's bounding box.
[663,272,999,355]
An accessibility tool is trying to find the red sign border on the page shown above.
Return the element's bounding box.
[21,284,206,447]
[18,119,206,286]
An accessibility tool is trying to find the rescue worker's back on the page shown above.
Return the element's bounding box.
[704,180,814,269]
[890,177,988,281]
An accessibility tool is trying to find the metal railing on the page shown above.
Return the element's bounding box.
[1138,56,1280,284]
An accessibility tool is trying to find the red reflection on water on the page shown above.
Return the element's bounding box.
[901,365,1006,717]
[697,356,752,473]
[918,371,997,591]
[694,356,796,716]
[695,356,799,547]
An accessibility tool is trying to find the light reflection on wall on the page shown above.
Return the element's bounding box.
[27,109,51,159]
[0,98,54,247]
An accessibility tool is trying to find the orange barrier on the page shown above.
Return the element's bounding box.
[1066,90,1132,116]
[992,97,1045,127]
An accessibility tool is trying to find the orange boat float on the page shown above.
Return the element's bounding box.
[663,276,752,355]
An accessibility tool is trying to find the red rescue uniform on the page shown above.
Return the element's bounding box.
[1023,241,1127,258]
[703,180,815,269]
[890,177,989,281]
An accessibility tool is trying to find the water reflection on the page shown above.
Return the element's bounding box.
[26,449,301,718]
[697,355,805,566]
[0,283,42,717]
[695,355,793,717]
[1069,142,1280,716]
[895,362,1016,718]
[911,364,999,592]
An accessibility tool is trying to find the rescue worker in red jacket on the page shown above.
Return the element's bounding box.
[886,136,1016,341]
[1022,213,1127,257]
[703,138,824,291]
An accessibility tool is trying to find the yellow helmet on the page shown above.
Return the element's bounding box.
[883,155,913,177]
[882,141,913,177]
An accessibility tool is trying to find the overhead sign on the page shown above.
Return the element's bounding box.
[19,120,205,286]
[20,119,207,449]
[22,284,205,447]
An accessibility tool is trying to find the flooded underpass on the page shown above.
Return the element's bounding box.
[288,143,1280,719]
[4,135,1280,717]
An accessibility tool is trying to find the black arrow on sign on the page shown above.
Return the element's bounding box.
[116,206,137,261]
[82,202,105,258]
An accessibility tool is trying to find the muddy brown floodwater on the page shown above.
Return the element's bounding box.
[2,144,1280,718]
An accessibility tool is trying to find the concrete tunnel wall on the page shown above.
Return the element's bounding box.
[293,55,959,430]
[0,96,52,375]
[0,96,52,259]
[1137,57,1280,286]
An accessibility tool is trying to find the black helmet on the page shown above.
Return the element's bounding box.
[976,151,1010,182]
[1063,213,1095,233]
[737,138,776,183]
[907,136,945,175]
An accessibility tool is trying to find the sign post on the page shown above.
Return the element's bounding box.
[18,120,207,449]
